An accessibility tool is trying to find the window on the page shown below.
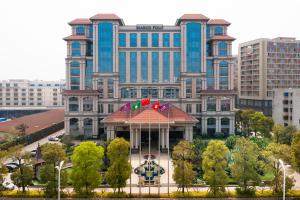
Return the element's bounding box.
[152,52,159,82]
[186,23,201,73]
[207,97,216,111]
[141,88,158,98]
[71,42,81,56]
[173,52,181,82]
[206,60,214,89]
[108,104,114,113]
[284,92,289,97]
[119,52,126,83]
[86,42,93,56]
[97,79,104,98]
[163,52,170,82]
[152,33,159,47]
[76,26,85,35]
[69,97,79,112]
[83,97,93,112]
[98,103,103,113]
[218,42,228,56]
[141,33,148,47]
[141,52,148,82]
[98,23,113,73]
[130,33,137,47]
[214,26,223,35]
[221,97,230,111]
[121,88,137,98]
[85,60,93,89]
[186,104,192,113]
[163,88,179,99]
[173,33,180,47]
[163,33,170,47]
[119,33,126,47]
[196,103,201,113]
[107,79,114,98]
[186,78,192,98]
[196,78,202,97]
[130,52,137,83]
[219,61,228,90]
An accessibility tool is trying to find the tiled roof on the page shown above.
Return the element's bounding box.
[210,35,236,41]
[0,109,64,135]
[68,18,91,25]
[208,19,230,25]
[90,13,124,25]
[63,35,90,41]
[176,14,209,25]
[63,90,99,96]
[102,106,198,124]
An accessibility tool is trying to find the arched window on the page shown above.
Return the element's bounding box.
[207,118,216,136]
[71,42,81,56]
[76,26,85,35]
[83,97,93,112]
[218,42,227,56]
[214,26,223,35]
[221,118,230,136]
[83,118,93,138]
[69,97,79,112]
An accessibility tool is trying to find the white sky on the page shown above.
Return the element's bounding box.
[0,0,299,81]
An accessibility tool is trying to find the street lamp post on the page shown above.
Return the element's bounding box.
[56,160,64,200]
[278,159,285,200]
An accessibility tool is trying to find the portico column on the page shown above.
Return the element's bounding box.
[230,117,234,135]
[135,129,139,148]
[65,118,70,135]
[216,117,221,133]
[189,126,193,142]
[166,128,169,148]
[202,117,206,134]
[161,128,165,148]
[111,126,115,140]
[106,126,110,141]
[130,129,134,148]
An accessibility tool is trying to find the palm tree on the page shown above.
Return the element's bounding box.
[15,123,29,136]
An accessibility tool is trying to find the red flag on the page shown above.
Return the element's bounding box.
[141,98,150,106]
[152,101,160,110]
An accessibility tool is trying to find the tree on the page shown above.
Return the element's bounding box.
[9,145,33,193]
[249,112,273,138]
[71,141,104,196]
[192,138,208,177]
[235,109,256,136]
[291,131,300,172]
[272,124,285,143]
[225,135,240,150]
[202,140,229,196]
[172,140,196,193]
[231,138,260,195]
[106,138,131,193]
[272,124,296,145]
[40,143,67,197]
[0,150,8,187]
[263,143,294,193]
[15,123,29,136]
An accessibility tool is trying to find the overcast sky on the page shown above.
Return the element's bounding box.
[0,0,299,81]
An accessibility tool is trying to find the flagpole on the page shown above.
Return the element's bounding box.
[158,107,160,195]
[129,109,132,196]
[139,122,141,197]
[148,105,151,195]
[167,106,170,197]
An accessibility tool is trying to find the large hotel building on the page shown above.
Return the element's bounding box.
[238,37,300,116]
[63,13,236,147]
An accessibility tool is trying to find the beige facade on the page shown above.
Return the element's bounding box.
[0,79,65,108]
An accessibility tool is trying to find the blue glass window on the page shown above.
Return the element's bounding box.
[141,52,148,82]
[130,52,137,82]
[219,61,228,76]
[70,61,80,76]
[218,42,228,56]
[119,52,126,83]
[163,33,170,47]
[163,52,170,82]
[130,33,137,47]
[88,25,93,38]
[152,33,159,47]
[76,26,85,35]
[219,77,228,90]
[98,23,113,73]
[152,52,159,82]
[86,42,93,56]
[219,61,228,90]
[206,25,210,39]
[71,77,80,85]
[173,33,181,47]
[85,60,93,89]
[173,52,181,82]
[206,43,212,57]
[71,42,81,56]
[119,33,126,47]
[186,23,201,73]
[214,26,223,35]
[206,60,214,89]
[141,33,148,47]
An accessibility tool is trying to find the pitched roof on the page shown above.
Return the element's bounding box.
[63,90,99,96]
[207,19,230,25]
[210,35,236,41]
[68,18,91,25]
[176,14,209,25]
[63,35,90,41]
[102,105,198,125]
[90,13,124,25]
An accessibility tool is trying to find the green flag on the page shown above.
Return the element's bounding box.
[131,101,141,110]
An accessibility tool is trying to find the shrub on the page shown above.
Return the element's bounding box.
[236,187,256,197]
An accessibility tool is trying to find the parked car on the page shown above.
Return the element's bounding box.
[2,182,15,190]
[5,164,18,172]
[48,136,59,141]
[30,149,37,157]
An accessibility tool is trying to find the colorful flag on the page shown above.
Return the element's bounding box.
[141,98,150,106]
[131,101,141,111]
[152,101,160,110]
[119,102,131,112]
[159,102,170,112]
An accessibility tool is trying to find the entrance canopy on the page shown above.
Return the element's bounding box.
[102,105,198,125]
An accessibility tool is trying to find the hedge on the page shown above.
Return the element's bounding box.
[0,122,64,150]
